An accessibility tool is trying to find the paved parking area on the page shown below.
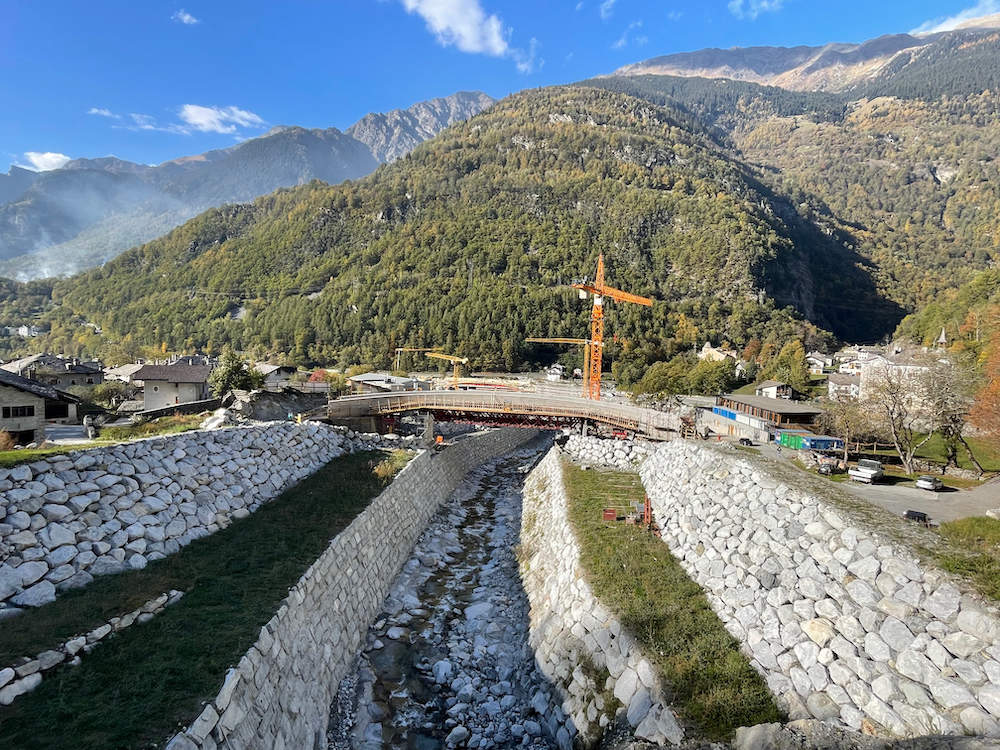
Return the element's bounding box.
[752,441,1000,524]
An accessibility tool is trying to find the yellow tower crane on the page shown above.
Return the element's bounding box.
[572,254,653,400]
[394,347,442,372]
[524,337,601,398]
[425,351,469,389]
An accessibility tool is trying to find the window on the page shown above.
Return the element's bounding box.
[2,405,35,418]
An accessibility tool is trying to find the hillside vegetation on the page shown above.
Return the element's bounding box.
[28,87,900,371]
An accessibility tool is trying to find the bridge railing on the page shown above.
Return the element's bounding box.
[320,389,678,437]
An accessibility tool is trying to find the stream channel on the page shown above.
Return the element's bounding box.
[328,439,562,750]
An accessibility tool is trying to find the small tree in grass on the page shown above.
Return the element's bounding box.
[209,349,265,398]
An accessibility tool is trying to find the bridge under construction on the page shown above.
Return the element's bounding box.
[314,389,678,439]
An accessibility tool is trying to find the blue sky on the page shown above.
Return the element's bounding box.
[3,0,997,171]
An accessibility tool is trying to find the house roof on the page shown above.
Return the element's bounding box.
[2,353,102,375]
[254,363,296,376]
[755,380,790,390]
[0,368,80,402]
[133,364,212,384]
[720,394,824,416]
[104,363,145,378]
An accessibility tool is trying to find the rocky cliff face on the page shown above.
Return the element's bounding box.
[346,91,496,162]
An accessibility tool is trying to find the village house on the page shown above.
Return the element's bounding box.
[254,363,298,388]
[2,354,104,389]
[826,373,861,401]
[104,363,145,386]
[805,351,832,375]
[133,364,212,411]
[698,341,739,363]
[858,354,932,401]
[0,369,81,444]
[754,380,801,400]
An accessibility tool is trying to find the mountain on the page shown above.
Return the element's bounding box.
[614,19,1000,96]
[347,91,496,162]
[0,91,495,280]
[16,86,918,376]
[583,20,1000,319]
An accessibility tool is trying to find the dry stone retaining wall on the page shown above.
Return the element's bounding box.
[640,440,1000,739]
[519,447,684,746]
[0,423,401,613]
[165,427,538,750]
[563,434,651,471]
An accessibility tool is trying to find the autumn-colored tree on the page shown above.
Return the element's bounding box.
[971,325,1000,442]
[759,340,810,390]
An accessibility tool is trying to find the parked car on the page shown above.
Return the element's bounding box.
[738,437,753,446]
[849,459,884,483]
[916,475,944,492]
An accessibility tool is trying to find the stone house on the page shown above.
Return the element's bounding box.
[2,353,104,389]
[133,365,212,411]
[0,369,80,444]
[254,363,298,388]
[754,380,799,400]
[827,373,861,401]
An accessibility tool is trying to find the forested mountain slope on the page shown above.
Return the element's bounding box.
[0,92,494,280]
[582,75,1000,315]
[34,87,906,370]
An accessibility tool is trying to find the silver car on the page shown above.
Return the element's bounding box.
[916,475,943,492]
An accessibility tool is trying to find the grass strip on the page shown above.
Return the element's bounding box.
[0,449,409,750]
[561,457,781,740]
[1,415,209,469]
[934,516,1000,601]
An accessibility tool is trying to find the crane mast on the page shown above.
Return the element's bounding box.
[571,254,653,400]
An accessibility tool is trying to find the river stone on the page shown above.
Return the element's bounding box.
[627,687,652,727]
[802,618,834,647]
[806,692,840,720]
[11,580,55,608]
[446,726,470,745]
[613,667,639,705]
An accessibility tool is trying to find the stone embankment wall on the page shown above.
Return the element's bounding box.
[166,427,539,750]
[563,435,651,471]
[640,440,1000,739]
[0,423,403,612]
[519,447,684,747]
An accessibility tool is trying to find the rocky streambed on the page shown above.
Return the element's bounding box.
[329,442,561,750]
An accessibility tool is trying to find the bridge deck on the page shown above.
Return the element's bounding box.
[318,390,677,438]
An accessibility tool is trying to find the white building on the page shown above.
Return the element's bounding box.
[826,373,861,401]
[133,365,212,411]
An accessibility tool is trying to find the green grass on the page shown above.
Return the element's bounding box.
[0,415,209,469]
[0,445,86,468]
[865,434,1000,474]
[934,517,1000,601]
[97,413,207,442]
[0,449,410,750]
[561,458,782,740]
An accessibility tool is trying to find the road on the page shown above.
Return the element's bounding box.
[754,441,1000,523]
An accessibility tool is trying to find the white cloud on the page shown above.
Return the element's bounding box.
[87,107,120,118]
[911,0,1000,34]
[171,9,200,25]
[612,19,644,49]
[575,1,584,10]
[400,0,508,56]
[667,10,683,21]
[599,0,616,20]
[728,0,783,20]
[21,152,71,171]
[513,37,542,73]
[129,113,160,131]
[178,104,265,134]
